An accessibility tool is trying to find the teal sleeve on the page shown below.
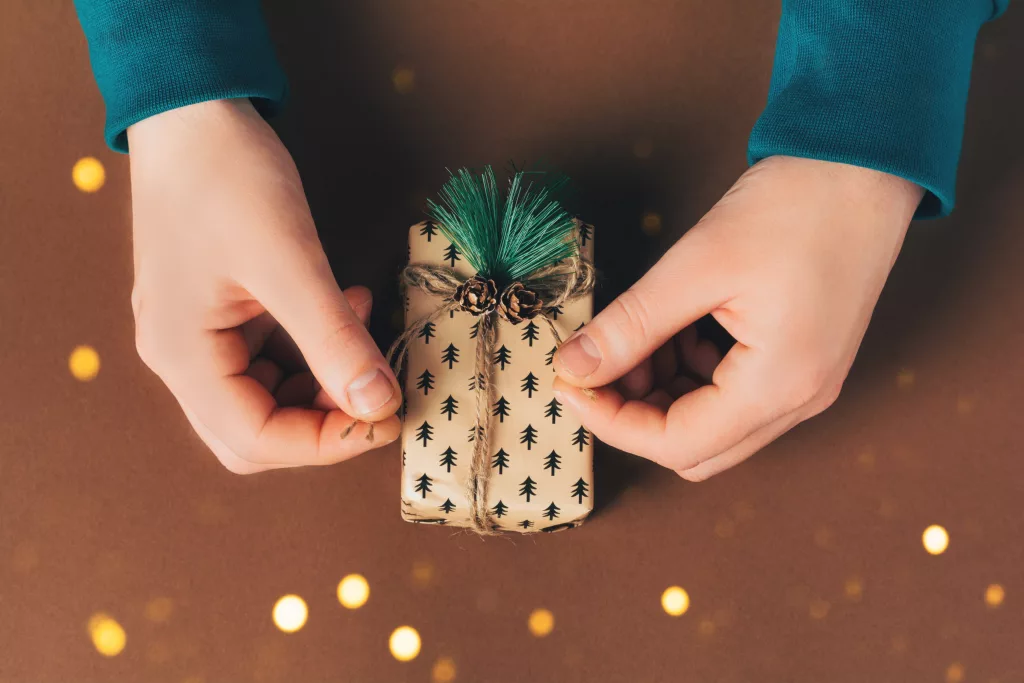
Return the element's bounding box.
[748,0,1009,218]
[73,0,288,153]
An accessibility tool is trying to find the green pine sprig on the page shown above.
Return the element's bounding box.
[426,166,577,284]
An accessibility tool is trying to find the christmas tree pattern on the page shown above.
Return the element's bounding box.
[468,372,486,391]
[543,501,561,520]
[416,369,435,395]
[439,446,457,472]
[543,450,562,476]
[469,320,480,339]
[491,500,509,518]
[491,448,510,474]
[439,498,456,514]
[420,220,438,242]
[440,395,459,421]
[443,243,461,267]
[519,476,537,502]
[519,519,533,529]
[467,423,484,442]
[441,343,459,369]
[492,396,511,422]
[572,426,590,452]
[578,221,592,247]
[416,421,434,446]
[520,424,538,450]
[521,321,541,347]
[414,473,433,498]
[544,397,563,423]
[521,372,540,398]
[493,345,512,370]
[549,304,563,320]
[545,346,557,367]
[571,478,589,503]
[418,321,436,344]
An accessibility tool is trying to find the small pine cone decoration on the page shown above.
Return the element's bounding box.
[453,276,498,315]
[498,282,543,324]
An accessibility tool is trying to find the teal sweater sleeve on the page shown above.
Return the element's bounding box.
[73,0,287,153]
[749,0,1009,218]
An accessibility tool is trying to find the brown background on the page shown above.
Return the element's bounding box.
[2,1,1022,682]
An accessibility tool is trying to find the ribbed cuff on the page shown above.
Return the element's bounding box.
[74,0,288,153]
[748,0,1006,218]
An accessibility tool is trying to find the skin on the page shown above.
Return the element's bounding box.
[553,155,924,481]
[128,98,401,474]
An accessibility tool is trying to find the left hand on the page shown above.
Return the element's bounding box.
[552,156,923,481]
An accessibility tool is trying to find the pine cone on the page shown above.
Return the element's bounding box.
[453,276,497,315]
[498,282,543,323]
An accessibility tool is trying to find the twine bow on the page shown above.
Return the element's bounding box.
[385,254,595,534]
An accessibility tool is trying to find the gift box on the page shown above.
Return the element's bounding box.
[398,213,595,533]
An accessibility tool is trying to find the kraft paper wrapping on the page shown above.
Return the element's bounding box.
[399,219,595,532]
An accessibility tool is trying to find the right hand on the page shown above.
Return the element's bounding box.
[127,99,401,474]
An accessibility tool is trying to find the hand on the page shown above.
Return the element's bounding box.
[553,156,923,481]
[128,99,401,474]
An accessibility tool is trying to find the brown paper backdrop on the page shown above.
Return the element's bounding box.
[1,2,1022,682]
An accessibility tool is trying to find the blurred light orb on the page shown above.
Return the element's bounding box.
[272,595,308,633]
[527,608,555,637]
[922,525,949,555]
[946,662,965,683]
[144,597,174,623]
[641,212,662,236]
[69,345,101,381]
[72,156,106,192]
[389,626,421,661]
[844,577,864,601]
[392,67,416,94]
[985,583,1005,608]
[337,574,370,609]
[88,613,126,657]
[661,586,690,616]
[431,656,457,683]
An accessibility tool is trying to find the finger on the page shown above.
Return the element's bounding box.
[555,232,726,386]
[679,324,722,383]
[245,357,284,393]
[244,249,399,421]
[676,412,802,482]
[242,311,278,358]
[180,403,280,475]
[651,341,677,388]
[275,371,321,407]
[618,358,654,400]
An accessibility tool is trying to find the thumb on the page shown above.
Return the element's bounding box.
[245,248,400,421]
[555,232,726,387]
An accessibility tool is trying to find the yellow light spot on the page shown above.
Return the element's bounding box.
[527,608,554,637]
[641,212,662,236]
[661,586,690,616]
[392,67,416,94]
[182,676,205,683]
[984,583,1005,608]
[145,597,174,623]
[88,613,126,657]
[947,662,965,683]
[844,577,864,602]
[697,619,716,636]
[632,138,654,159]
[922,525,949,555]
[714,517,736,538]
[412,559,435,587]
[896,369,915,389]
[69,345,101,381]
[431,656,457,683]
[272,595,307,633]
[809,599,831,620]
[337,574,370,609]
[856,448,876,471]
[389,626,421,661]
[72,156,106,192]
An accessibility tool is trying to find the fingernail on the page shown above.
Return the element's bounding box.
[557,333,602,377]
[346,368,395,415]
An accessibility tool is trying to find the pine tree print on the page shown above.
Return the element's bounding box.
[521,372,540,398]
[415,421,434,446]
[491,448,510,474]
[544,397,563,423]
[578,221,592,247]
[549,304,563,320]
[414,473,433,498]
[543,501,561,520]
[420,221,438,242]
[520,424,539,450]
[467,423,484,442]
[443,243,461,267]
[492,396,511,423]
[415,369,435,395]
[439,446,457,472]
[468,372,486,391]
[440,395,459,421]
[543,450,562,476]
[493,345,512,370]
[519,476,537,502]
[521,321,541,346]
[439,498,456,514]
[418,321,436,344]
[441,343,460,369]
[519,519,533,529]
[491,500,509,518]
[469,320,480,339]
[574,320,585,331]
[545,346,557,367]
[572,426,590,451]
[571,478,590,504]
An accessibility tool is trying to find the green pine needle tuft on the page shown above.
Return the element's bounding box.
[426,166,577,284]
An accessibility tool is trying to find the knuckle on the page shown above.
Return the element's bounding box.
[318,314,367,360]
[607,288,656,345]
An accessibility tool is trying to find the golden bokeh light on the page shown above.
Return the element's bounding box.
[896,368,915,389]
[88,613,126,657]
[389,626,421,661]
[72,156,106,192]
[431,656,457,683]
[922,525,950,555]
[337,574,370,609]
[697,619,716,637]
[641,212,662,236]
[392,67,416,94]
[272,595,308,633]
[844,577,864,602]
[946,662,965,683]
[412,559,435,587]
[808,599,831,620]
[984,583,1005,608]
[69,345,101,381]
[661,586,690,616]
[527,608,555,637]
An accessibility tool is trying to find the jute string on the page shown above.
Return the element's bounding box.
[378,256,595,534]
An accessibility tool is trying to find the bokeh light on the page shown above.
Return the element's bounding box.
[392,67,416,94]
[641,212,662,236]
[337,574,370,609]
[984,583,1005,608]
[844,577,864,602]
[272,595,308,633]
[72,156,105,192]
[946,662,965,683]
[411,559,435,587]
[896,369,915,389]
[144,597,174,623]
[527,608,554,637]
[69,345,100,381]
[431,656,457,683]
[661,586,690,616]
[922,525,949,555]
[389,626,421,661]
[88,613,126,657]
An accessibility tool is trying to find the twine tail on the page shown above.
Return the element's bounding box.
[466,311,499,534]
